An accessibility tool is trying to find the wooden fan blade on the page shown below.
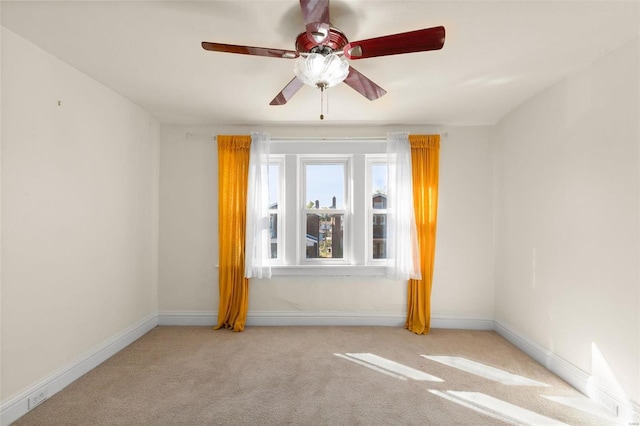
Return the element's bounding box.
[343,26,445,60]
[201,42,299,59]
[300,0,330,44]
[270,77,305,105]
[343,66,386,101]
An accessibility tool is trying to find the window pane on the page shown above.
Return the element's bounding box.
[306,213,344,259]
[305,164,344,209]
[268,163,279,208]
[372,213,387,259]
[269,213,278,259]
[371,163,387,208]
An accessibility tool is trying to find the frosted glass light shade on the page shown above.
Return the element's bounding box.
[294,53,349,88]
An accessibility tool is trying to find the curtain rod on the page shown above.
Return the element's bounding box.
[263,136,388,141]
[186,133,448,140]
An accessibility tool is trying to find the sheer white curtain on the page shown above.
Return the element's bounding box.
[386,132,421,280]
[244,132,272,279]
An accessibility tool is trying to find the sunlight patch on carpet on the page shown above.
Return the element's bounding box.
[335,353,444,381]
[422,356,549,386]
[430,390,570,426]
[541,395,622,424]
[428,390,519,425]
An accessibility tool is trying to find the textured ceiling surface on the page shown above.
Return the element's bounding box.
[2,1,638,125]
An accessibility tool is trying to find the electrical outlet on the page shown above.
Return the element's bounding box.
[597,394,619,417]
[28,388,48,410]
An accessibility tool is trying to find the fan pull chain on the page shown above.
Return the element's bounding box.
[326,88,329,116]
[320,85,325,120]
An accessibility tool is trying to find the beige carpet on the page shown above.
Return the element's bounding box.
[15,327,619,425]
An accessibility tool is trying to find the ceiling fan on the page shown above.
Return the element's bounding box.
[201,0,445,110]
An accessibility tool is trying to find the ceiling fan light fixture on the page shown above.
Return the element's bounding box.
[294,53,349,89]
[202,1,445,107]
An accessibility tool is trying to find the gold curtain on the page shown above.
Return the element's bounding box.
[216,135,251,332]
[406,134,440,335]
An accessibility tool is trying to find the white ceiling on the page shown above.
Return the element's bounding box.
[2,1,638,126]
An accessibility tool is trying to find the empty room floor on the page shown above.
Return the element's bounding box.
[14,326,621,425]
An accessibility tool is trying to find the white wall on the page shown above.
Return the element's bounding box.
[159,124,494,324]
[493,38,640,407]
[1,28,160,401]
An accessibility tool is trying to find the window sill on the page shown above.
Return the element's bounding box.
[270,265,387,277]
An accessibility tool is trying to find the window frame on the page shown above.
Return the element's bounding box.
[366,155,389,264]
[267,139,388,276]
[299,156,352,265]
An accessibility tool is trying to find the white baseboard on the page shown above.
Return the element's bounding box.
[493,320,591,390]
[494,319,640,423]
[157,310,217,326]
[157,310,494,329]
[0,313,158,426]
[431,314,494,330]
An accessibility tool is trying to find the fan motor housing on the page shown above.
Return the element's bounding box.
[295,28,349,54]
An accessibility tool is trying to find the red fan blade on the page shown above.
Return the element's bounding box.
[300,0,329,27]
[300,0,330,44]
[343,67,386,101]
[343,26,445,60]
[270,77,305,105]
[202,42,299,59]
